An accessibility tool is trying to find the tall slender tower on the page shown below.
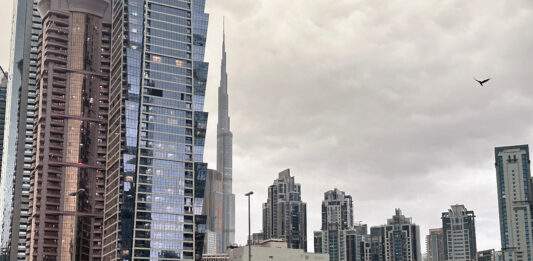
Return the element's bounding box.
[217,20,235,251]
[0,1,41,260]
[495,145,533,261]
[27,1,111,260]
[103,0,210,260]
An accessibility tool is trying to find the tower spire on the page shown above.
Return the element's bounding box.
[217,16,235,252]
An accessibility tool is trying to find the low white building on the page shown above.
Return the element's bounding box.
[222,239,328,261]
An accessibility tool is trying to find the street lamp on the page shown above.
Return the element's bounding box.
[244,191,254,261]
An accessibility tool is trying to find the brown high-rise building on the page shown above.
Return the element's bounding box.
[27,1,110,260]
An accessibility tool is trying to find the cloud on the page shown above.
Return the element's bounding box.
[204,0,533,252]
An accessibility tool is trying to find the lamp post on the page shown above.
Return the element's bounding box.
[245,191,254,261]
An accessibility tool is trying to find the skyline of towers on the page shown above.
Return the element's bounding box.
[0,0,528,259]
[217,19,235,252]
[495,145,533,261]
[262,169,308,250]
[442,205,477,261]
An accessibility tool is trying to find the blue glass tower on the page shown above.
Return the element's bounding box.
[104,0,210,260]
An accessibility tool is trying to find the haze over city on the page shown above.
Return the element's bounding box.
[0,0,532,259]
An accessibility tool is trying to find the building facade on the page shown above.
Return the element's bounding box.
[478,249,497,261]
[228,239,328,261]
[102,0,210,260]
[0,73,7,180]
[262,169,307,250]
[345,227,369,261]
[205,169,224,253]
[369,227,385,261]
[217,21,235,253]
[0,0,42,260]
[442,205,477,261]
[495,145,533,261]
[25,1,110,260]
[314,189,357,261]
[426,228,445,261]
[371,209,421,261]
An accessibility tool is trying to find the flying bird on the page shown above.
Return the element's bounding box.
[474,77,491,87]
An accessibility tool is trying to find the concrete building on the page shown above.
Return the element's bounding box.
[262,169,307,250]
[24,1,110,260]
[102,0,211,259]
[0,1,42,260]
[442,205,477,261]
[228,239,328,261]
[371,209,422,261]
[217,20,236,252]
[426,228,445,261]
[495,145,533,261]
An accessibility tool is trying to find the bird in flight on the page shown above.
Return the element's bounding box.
[474,77,491,87]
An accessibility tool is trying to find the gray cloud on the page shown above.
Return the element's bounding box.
[0,0,531,254]
[204,0,533,253]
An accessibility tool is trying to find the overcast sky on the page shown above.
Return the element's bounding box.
[2,0,533,254]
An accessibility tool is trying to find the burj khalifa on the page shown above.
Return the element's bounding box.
[217,23,235,251]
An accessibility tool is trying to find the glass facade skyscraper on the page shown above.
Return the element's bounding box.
[103,0,210,260]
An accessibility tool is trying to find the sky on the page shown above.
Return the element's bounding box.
[2,0,533,254]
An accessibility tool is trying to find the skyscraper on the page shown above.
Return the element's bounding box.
[102,0,210,260]
[205,169,224,253]
[217,20,235,252]
[24,1,110,260]
[442,205,477,261]
[495,145,533,261]
[314,189,357,261]
[0,1,41,260]
[371,209,421,261]
[426,228,445,261]
[345,227,369,261]
[262,169,307,250]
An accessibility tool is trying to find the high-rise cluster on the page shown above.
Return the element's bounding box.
[0,0,215,260]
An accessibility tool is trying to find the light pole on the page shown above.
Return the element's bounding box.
[245,191,254,261]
